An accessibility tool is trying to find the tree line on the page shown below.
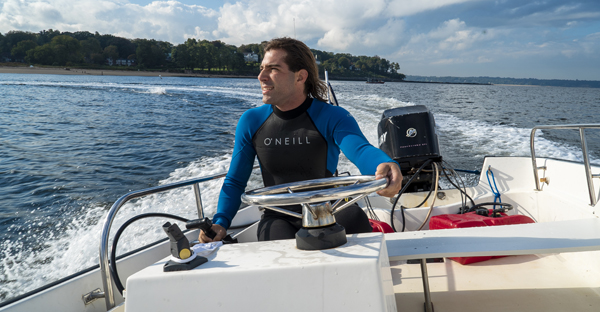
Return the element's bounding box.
[0,29,405,79]
[0,29,173,69]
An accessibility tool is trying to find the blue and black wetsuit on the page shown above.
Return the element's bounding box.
[212,97,394,240]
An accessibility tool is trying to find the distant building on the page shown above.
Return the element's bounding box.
[116,59,135,66]
[314,54,321,65]
[244,52,259,62]
[108,58,136,66]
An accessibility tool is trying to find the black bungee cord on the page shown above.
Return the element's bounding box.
[441,160,475,212]
[390,159,434,232]
[110,213,189,295]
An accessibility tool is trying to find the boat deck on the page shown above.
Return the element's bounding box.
[392,253,600,312]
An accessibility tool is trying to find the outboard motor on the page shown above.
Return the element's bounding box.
[377,105,442,192]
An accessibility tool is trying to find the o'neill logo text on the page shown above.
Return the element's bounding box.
[406,128,417,138]
[264,137,311,146]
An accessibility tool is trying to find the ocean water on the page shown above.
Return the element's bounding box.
[0,74,598,302]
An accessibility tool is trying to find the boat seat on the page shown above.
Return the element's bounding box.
[384,218,600,311]
[385,218,600,261]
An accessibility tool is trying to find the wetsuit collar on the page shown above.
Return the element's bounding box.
[272,97,313,120]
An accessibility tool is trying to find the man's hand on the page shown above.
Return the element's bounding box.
[375,162,403,197]
[198,223,227,243]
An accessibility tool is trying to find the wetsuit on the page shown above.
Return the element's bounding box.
[212,97,394,240]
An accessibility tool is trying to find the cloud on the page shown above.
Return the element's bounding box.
[317,19,405,54]
[385,0,476,17]
[213,0,473,50]
[577,32,600,55]
[395,18,499,62]
[561,49,577,58]
[120,1,218,42]
[0,0,218,43]
[0,0,64,30]
[481,0,600,28]
[214,2,280,43]
[214,0,395,45]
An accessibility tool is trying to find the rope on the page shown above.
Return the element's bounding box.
[486,166,501,210]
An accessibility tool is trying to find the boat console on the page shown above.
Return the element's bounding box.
[125,233,396,312]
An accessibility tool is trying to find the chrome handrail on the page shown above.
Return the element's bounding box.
[530,124,600,206]
[99,166,258,310]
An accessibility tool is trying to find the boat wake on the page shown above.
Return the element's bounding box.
[0,152,263,302]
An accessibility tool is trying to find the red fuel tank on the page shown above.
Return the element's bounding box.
[369,219,395,233]
[429,210,535,264]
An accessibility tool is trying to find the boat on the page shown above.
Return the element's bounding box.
[1,102,599,312]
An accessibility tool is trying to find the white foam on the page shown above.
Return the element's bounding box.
[0,79,262,101]
[435,113,598,163]
[0,152,266,298]
[166,85,261,99]
[146,87,167,95]
[335,93,414,175]
[0,205,106,298]
[0,79,264,300]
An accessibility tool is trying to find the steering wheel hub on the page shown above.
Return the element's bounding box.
[302,202,335,228]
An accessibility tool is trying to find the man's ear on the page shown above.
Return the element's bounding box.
[296,69,308,84]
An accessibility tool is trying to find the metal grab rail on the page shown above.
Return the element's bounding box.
[99,166,257,310]
[530,124,600,206]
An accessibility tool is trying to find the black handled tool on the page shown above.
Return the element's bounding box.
[186,218,217,239]
[186,218,238,244]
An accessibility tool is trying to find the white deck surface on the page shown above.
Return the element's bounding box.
[125,233,396,312]
[392,253,600,312]
[383,217,600,312]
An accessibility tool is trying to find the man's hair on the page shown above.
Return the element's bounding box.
[264,37,327,102]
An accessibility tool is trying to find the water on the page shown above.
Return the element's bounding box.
[0,74,598,302]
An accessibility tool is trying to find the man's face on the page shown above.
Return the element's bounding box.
[258,49,304,109]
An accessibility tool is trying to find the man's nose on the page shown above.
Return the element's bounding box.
[258,69,268,81]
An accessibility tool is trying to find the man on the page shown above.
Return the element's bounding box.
[199,37,402,242]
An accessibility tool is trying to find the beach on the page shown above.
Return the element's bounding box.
[0,65,254,78]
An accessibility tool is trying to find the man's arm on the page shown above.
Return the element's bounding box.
[199,108,267,242]
[200,147,255,242]
[328,106,403,197]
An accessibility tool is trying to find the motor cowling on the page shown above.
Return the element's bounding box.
[377,105,442,192]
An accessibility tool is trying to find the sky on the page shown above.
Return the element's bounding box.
[1,0,599,80]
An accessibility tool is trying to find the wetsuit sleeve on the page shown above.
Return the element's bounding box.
[212,111,259,230]
[332,108,395,174]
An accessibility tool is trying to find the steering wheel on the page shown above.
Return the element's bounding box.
[241,175,387,250]
[240,175,388,208]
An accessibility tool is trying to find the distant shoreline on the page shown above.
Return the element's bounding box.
[0,67,502,87]
[0,67,488,85]
[0,65,255,79]
[3,66,596,88]
[405,75,600,88]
